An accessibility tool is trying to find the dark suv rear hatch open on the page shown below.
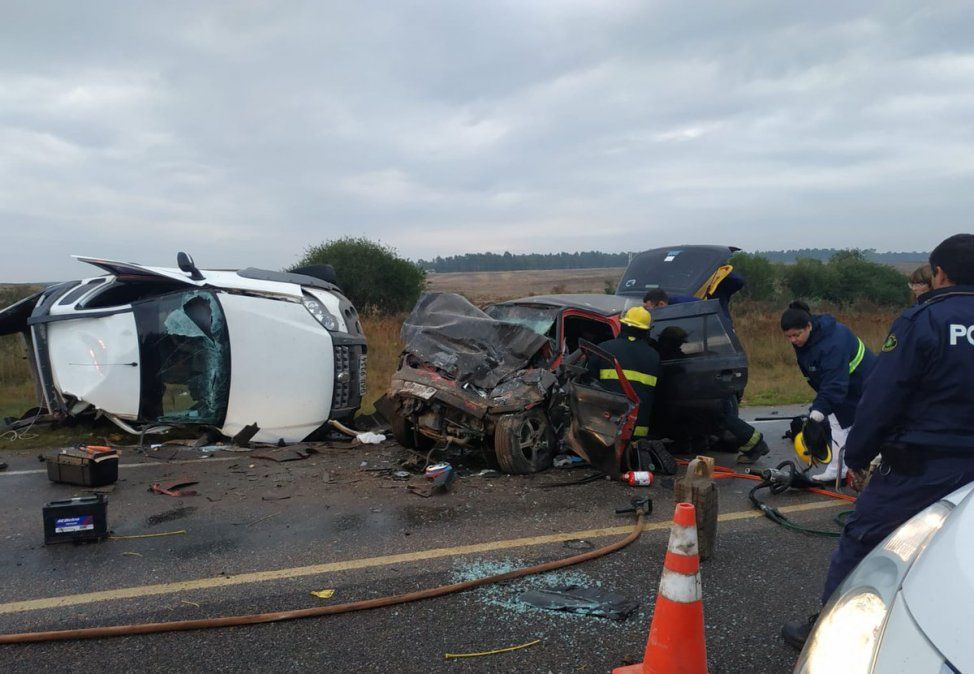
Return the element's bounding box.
[616,245,739,298]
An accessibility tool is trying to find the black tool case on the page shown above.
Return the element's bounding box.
[43,495,109,544]
[46,447,119,486]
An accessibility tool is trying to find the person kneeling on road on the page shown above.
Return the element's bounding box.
[780,300,877,483]
[588,306,659,441]
[782,233,974,650]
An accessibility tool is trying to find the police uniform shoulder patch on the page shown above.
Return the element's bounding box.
[882,333,898,352]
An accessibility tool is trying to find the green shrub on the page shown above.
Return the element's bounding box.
[828,250,909,306]
[781,258,837,301]
[293,238,425,313]
[728,252,777,301]
[779,250,909,306]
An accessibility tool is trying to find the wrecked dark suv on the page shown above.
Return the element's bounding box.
[382,293,640,476]
[489,293,747,452]
[384,244,749,474]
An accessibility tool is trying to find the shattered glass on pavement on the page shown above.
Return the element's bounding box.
[450,559,641,628]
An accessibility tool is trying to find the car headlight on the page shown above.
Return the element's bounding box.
[795,501,953,674]
[303,297,339,331]
[798,590,887,673]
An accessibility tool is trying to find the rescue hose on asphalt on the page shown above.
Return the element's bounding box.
[0,512,647,645]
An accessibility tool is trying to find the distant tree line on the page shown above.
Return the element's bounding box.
[753,248,928,264]
[418,248,927,273]
[416,251,633,272]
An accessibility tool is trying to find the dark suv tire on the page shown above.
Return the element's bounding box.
[493,408,555,474]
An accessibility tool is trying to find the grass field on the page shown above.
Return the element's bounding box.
[0,271,901,430]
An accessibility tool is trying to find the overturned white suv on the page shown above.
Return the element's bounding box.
[0,253,366,444]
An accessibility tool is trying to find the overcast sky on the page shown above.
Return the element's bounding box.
[2,1,972,281]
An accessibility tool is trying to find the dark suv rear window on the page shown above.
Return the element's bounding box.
[650,313,736,360]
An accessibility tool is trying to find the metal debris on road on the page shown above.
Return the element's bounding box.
[149,479,199,497]
[517,586,639,621]
[110,529,187,541]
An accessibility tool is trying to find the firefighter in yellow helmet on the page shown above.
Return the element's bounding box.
[587,306,660,440]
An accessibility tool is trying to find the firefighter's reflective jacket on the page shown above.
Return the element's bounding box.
[589,333,661,438]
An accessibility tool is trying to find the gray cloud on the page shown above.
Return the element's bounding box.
[1,1,972,281]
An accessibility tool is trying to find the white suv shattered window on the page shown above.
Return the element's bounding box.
[135,291,230,424]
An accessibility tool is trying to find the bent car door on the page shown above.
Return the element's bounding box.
[561,340,638,478]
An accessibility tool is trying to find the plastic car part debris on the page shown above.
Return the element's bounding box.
[562,539,595,550]
[407,467,456,497]
[149,479,199,497]
[356,432,386,445]
[232,423,260,448]
[553,454,585,468]
[517,585,639,620]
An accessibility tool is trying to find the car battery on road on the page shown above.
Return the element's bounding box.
[46,446,119,487]
[43,495,109,544]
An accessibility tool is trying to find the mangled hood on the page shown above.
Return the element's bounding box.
[401,293,550,390]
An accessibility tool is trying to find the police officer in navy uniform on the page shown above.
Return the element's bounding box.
[782,233,974,649]
[589,306,660,440]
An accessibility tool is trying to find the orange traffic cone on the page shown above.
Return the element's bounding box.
[614,502,708,674]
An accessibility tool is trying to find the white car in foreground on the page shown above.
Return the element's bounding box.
[0,253,367,443]
[795,482,974,673]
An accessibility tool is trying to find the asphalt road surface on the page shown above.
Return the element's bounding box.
[0,406,846,673]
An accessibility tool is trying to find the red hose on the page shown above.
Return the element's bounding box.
[677,459,857,503]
